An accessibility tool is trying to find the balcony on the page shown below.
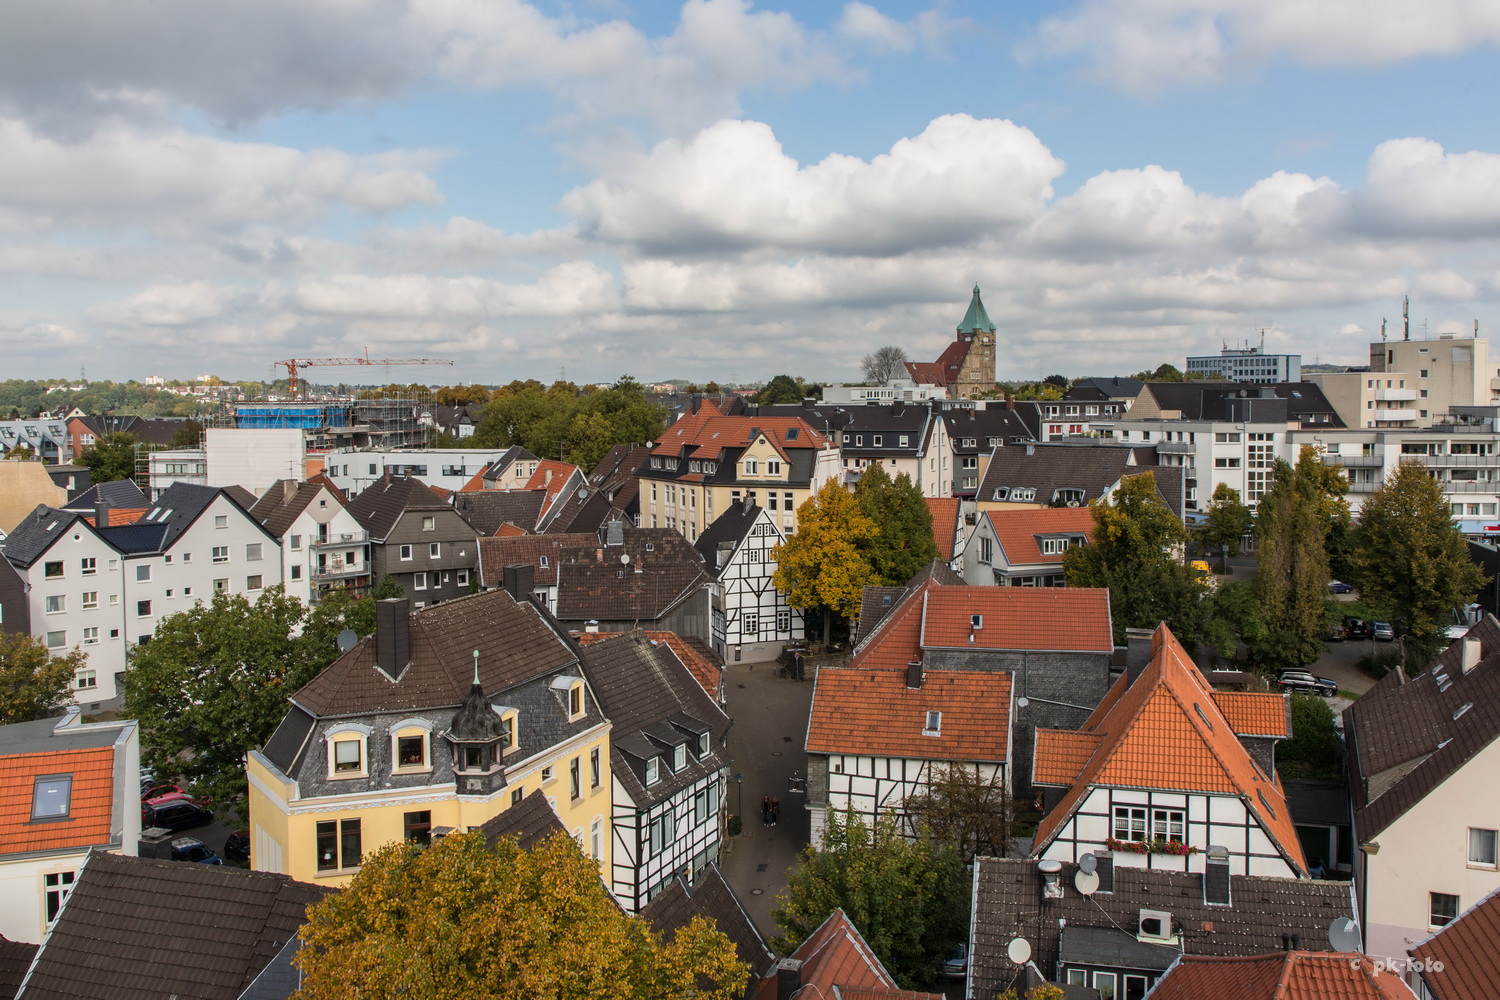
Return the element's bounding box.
[1155,441,1196,454]
[312,530,369,548]
[1323,454,1383,468]
[314,556,368,580]
[1375,408,1419,422]
[1374,387,1417,402]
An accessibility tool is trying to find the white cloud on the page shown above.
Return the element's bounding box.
[1355,138,1500,238]
[1022,0,1500,94]
[85,281,245,326]
[565,114,1064,254]
[286,260,618,320]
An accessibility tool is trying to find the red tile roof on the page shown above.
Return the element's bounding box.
[806,665,1010,761]
[494,522,528,537]
[985,507,1094,566]
[652,406,828,461]
[1409,885,1500,1000]
[1031,730,1104,786]
[753,910,941,1000]
[924,497,959,561]
[1149,951,1418,1000]
[1030,624,1307,875]
[81,508,147,527]
[1213,692,1291,737]
[0,746,116,854]
[459,468,487,492]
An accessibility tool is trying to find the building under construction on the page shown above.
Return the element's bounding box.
[225,397,430,451]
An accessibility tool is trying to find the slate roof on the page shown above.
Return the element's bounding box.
[478,788,567,851]
[247,480,342,539]
[977,444,1184,516]
[573,631,722,702]
[0,508,100,568]
[1067,376,1144,400]
[1148,951,1418,1000]
[0,937,35,1000]
[345,473,451,539]
[1346,615,1500,838]
[1030,624,1306,875]
[453,489,547,535]
[65,481,148,511]
[642,863,776,987]
[543,444,649,534]
[940,406,1040,455]
[1408,884,1500,1000]
[290,591,580,718]
[806,665,1011,762]
[16,850,330,1000]
[985,507,1094,567]
[693,501,763,579]
[752,909,942,1000]
[138,482,254,551]
[969,857,1356,999]
[1135,382,1344,428]
[925,497,959,561]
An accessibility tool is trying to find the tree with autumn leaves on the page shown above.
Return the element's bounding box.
[773,480,877,644]
[293,830,748,1000]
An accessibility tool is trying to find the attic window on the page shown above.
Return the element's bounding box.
[672,745,686,771]
[923,711,941,736]
[540,556,549,567]
[993,488,1009,501]
[1193,703,1215,732]
[970,614,983,630]
[1455,702,1473,721]
[31,775,72,820]
[786,428,798,440]
[646,757,660,785]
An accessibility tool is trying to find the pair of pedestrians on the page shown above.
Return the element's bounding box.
[760,794,780,826]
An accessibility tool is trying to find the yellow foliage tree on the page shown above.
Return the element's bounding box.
[293,832,748,1000]
[772,479,877,644]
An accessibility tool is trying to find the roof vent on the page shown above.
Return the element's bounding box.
[1038,859,1063,900]
[1454,702,1473,721]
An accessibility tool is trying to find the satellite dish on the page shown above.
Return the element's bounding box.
[1016,696,1030,709]
[1079,852,1098,874]
[1075,869,1100,896]
[1327,917,1362,953]
[620,553,631,565]
[336,629,358,653]
[1006,937,1032,965]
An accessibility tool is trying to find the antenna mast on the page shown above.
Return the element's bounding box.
[1403,296,1410,341]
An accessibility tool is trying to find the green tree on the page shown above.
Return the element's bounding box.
[564,410,619,470]
[1063,473,1207,644]
[294,831,748,1000]
[1196,482,1253,571]
[78,431,139,483]
[773,481,877,644]
[854,464,938,585]
[0,632,83,724]
[756,374,804,405]
[1353,461,1487,657]
[296,590,383,665]
[369,574,406,600]
[773,810,968,990]
[1279,693,1344,780]
[1251,448,1346,671]
[123,587,314,816]
[900,763,1012,864]
[166,419,204,450]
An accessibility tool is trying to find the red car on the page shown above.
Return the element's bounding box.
[142,784,194,806]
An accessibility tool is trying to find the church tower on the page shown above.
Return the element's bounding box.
[954,284,997,397]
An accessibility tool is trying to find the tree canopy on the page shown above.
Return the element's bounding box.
[772,810,969,990]
[294,831,748,1000]
[772,480,877,641]
[78,431,140,483]
[1251,450,1337,671]
[1353,461,1487,656]
[854,464,938,585]
[755,374,804,405]
[0,631,82,725]
[900,763,1013,864]
[1196,482,1253,569]
[860,346,908,384]
[471,376,665,470]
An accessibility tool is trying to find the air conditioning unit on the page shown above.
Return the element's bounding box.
[1138,909,1176,943]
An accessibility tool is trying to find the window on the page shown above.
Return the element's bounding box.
[213,578,228,593]
[569,682,584,719]
[646,757,660,785]
[499,711,516,752]
[776,609,791,632]
[743,611,759,635]
[291,534,302,550]
[82,627,99,647]
[697,732,710,758]
[414,572,427,591]
[1431,892,1460,928]
[1112,805,1147,842]
[404,810,432,846]
[430,542,441,558]
[671,744,687,771]
[135,564,151,582]
[962,456,977,469]
[766,459,781,475]
[214,515,228,528]
[44,871,75,924]
[590,747,601,788]
[291,565,302,580]
[743,458,758,475]
[542,765,554,783]
[591,817,602,860]
[1421,369,1429,378]
[136,600,152,617]
[43,561,63,579]
[333,738,363,774]
[32,775,73,819]
[979,536,993,564]
[45,630,66,649]
[400,544,413,561]
[1151,808,1185,843]
[75,669,97,688]
[244,543,262,562]
[462,745,487,771]
[1470,828,1498,867]
[316,819,362,872]
[211,546,228,563]
[80,557,96,575]
[571,756,581,800]
[421,516,436,531]
[45,594,65,614]
[246,575,262,591]
[512,788,525,806]
[924,711,941,735]
[81,591,97,610]
[1041,538,1067,555]
[1214,457,1241,468]
[456,570,469,586]
[396,734,427,769]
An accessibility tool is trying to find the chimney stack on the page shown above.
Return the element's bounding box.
[374,598,411,681]
[1204,845,1230,905]
[1462,637,1482,674]
[906,661,923,689]
[774,959,803,1000]
[94,499,110,528]
[283,479,297,502]
[502,563,535,603]
[1095,849,1113,892]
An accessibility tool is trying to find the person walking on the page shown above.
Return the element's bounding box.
[762,795,772,827]
[770,796,780,827]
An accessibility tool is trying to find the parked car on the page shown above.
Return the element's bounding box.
[1327,580,1354,594]
[1275,670,1339,697]
[942,943,968,979]
[142,798,214,833]
[141,784,192,806]
[1325,624,1347,641]
[170,837,223,865]
[1373,621,1396,641]
[224,830,251,863]
[1344,617,1372,640]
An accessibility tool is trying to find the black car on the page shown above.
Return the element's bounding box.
[1275,670,1339,697]
[1344,617,1371,640]
[170,837,223,865]
[142,798,214,833]
[224,830,251,863]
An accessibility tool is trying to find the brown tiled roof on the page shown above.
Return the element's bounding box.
[1346,615,1500,839]
[454,489,548,535]
[642,863,776,986]
[1149,951,1418,999]
[985,507,1094,566]
[806,666,1010,762]
[478,788,567,851]
[1213,692,1291,737]
[1409,885,1500,1000]
[1029,624,1306,875]
[17,850,330,1000]
[476,532,596,586]
[924,497,959,561]
[290,591,579,717]
[0,746,116,854]
[0,936,36,1000]
[345,473,450,539]
[246,480,340,539]
[573,631,722,701]
[970,857,1355,999]
[752,909,942,1000]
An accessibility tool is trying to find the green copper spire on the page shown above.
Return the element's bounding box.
[957,284,996,334]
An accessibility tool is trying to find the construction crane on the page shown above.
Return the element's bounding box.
[275,350,454,399]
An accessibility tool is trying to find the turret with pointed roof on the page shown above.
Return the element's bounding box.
[904,285,998,398]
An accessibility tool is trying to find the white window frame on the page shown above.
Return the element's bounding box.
[1112,805,1147,842]
[1470,827,1499,868]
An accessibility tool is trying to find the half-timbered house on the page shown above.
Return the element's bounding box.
[578,631,729,912]
[694,501,803,662]
[1031,623,1305,879]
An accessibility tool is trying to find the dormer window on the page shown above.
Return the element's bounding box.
[553,675,586,720]
[391,719,434,772]
[698,732,710,757]
[327,724,372,778]
[673,745,687,771]
[645,757,661,785]
[924,712,941,736]
[460,745,488,772]
[744,458,758,475]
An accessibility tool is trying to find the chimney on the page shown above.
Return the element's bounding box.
[774,959,803,1000]
[94,499,110,527]
[585,619,600,633]
[1005,395,1015,410]
[1095,849,1113,892]
[801,397,813,409]
[1038,859,1063,900]
[1204,846,1230,905]
[544,468,553,486]
[1462,637,1482,674]
[605,520,625,547]
[374,598,410,681]
[282,479,297,502]
[502,563,535,602]
[906,661,923,689]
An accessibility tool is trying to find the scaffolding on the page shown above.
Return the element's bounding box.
[205,390,435,453]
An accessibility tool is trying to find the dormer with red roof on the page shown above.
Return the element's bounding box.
[1031,623,1304,879]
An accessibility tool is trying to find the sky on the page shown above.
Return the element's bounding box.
[5,1,1500,387]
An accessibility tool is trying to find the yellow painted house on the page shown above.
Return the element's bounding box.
[247,589,612,887]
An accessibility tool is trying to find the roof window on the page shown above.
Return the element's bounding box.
[31,775,72,820]
[1455,702,1473,721]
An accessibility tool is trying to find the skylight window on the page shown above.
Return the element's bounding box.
[1455,703,1473,721]
[31,775,72,820]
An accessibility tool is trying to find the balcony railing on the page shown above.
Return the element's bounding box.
[1155,441,1196,454]
[1323,454,1383,468]
[314,558,367,579]
[311,530,369,548]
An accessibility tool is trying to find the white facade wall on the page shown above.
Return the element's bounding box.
[22,529,129,704]
[319,448,517,495]
[1185,350,1302,382]
[275,492,368,606]
[1362,738,1500,965]
[609,767,726,912]
[205,428,306,494]
[709,509,804,663]
[812,753,1005,847]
